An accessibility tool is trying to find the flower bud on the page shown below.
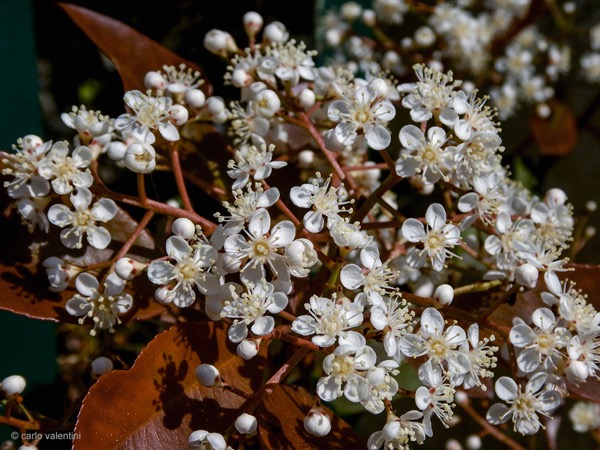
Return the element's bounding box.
[297,88,316,110]
[454,390,468,406]
[243,11,263,39]
[236,338,261,360]
[1,375,26,397]
[466,434,482,450]
[115,258,146,281]
[183,88,206,109]
[304,405,331,437]
[297,150,315,168]
[515,263,539,288]
[21,134,44,151]
[433,284,454,307]
[545,188,567,207]
[169,104,189,126]
[144,71,167,90]
[566,360,589,384]
[107,141,127,161]
[43,256,74,292]
[91,356,114,377]
[235,413,258,435]
[263,21,288,44]
[231,69,252,88]
[204,29,237,56]
[325,28,342,47]
[172,217,196,239]
[195,364,223,387]
[446,439,462,450]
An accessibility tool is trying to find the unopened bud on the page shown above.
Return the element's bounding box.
[1,375,26,397]
[237,339,261,360]
[446,439,463,450]
[263,21,288,44]
[231,69,252,88]
[586,200,597,212]
[297,88,316,110]
[172,217,196,239]
[466,434,482,450]
[243,11,263,39]
[433,284,454,307]
[515,263,539,288]
[304,405,331,437]
[235,413,258,435]
[107,141,127,161]
[195,364,223,387]
[155,285,173,305]
[184,89,206,109]
[545,188,567,207]
[115,258,146,280]
[362,9,376,26]
[169,104,189,126]
[144,71,167,90]
[297,150,315,168]
[204,29,237,56]
[91,356,114,377]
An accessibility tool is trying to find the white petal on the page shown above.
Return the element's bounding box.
[401,219,426,242]
[399,125,423,149]
[458,192,479,213]
[303,210,325,233]
[291,315,317,336]
[486,403,511,425]
[228,321,248,343]
[365,124,391,150]
[104,272,125,297]
[91,198,117,222]
[248,209,270,238]
[166,235,192,261]
[66,296,92,317]
[290,186,313,208]
[47,204,72,227]
[420,307,444,338]
[509,324,536,347]
[87,226,112,249]
[76,272,99,297]
[426,203,446,228]
[495,376,518,401]
[360,245,381,270]
[270,220,295,247]
[340,264,366,290]
[158,122,180,141]
[251,316,274,336]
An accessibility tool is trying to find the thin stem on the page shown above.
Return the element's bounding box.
[171,143,194,212]
[137,173,147,204]
[112,210,155,262]
[352,173,401,223]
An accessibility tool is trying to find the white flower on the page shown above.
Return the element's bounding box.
[568,402,600,433]
[115,90,180,144]
[2,135,51,199]
[367,410,426,450]
[340,245,397,305]
[327,78,396,150]
[396,125,453,183]
[215,183,280,236]
[223,208,295,272]
[316,331,376,403]
[401,203,461,271]
[123,142,156,173]
[47,187,117,250]
[284,238,318,278]
[370,295,413,360]
[43,257,78,292]
[484,212,535,271]
[451,323,498,390]
[290,173,352,233]
[221,278,288,343]
[486,373,562,435]
[398,64,461,125]
[226,144,287,190]
[451,90,498,141]
[37,141,93,195]
[292,294,364,347]
[147,235,219,307]
[362,360,400,414]
[66,272,133,335]
[399,307,470,377]
[415,360,455,436]
[329,217,373,250]
[510,308,570,373]
[61,105,113,144]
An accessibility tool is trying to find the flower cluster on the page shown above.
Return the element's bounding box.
[2,5,598,450]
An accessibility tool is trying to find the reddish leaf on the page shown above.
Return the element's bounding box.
[58,3,210,94]
[73,321,266,449]
[530,99,578,157]
[257,385,365,450]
